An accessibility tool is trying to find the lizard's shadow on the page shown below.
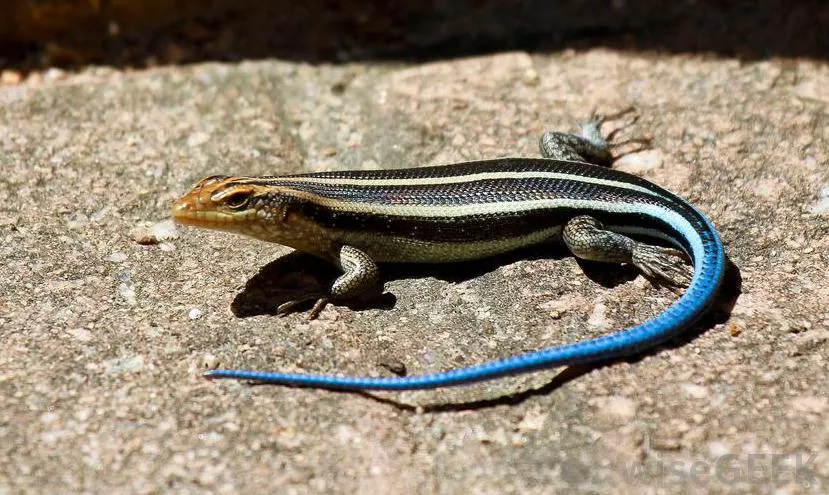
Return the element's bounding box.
[230,245,639,317]
[362,256,741,412]
[231,250,739,411]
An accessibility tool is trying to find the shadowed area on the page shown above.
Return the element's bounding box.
[2,0,827,69]
[230,242,652,318]
[360,258,739,411]
[228,248,739,405]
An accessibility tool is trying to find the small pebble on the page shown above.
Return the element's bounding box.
[378,358,407,376]
[104,354,145,374]
[107,252,128,263]
[708,440,731,457]
[517,408,547,432]
[200,353,219,369]
[66,212,89,230]
[588,302,610,329]
[1,70,22,85]
[188,308,203,320]
[187,132,210,148]
[590,396,636,422]
[130,220,178,245]
[680,383,709,399]
[117,273,137,306]
[43,68,68,82]
[807,186,829,214]
[67,328,93,342]
[614,149,663,175]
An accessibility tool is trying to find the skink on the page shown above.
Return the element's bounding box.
[172,117,725,391]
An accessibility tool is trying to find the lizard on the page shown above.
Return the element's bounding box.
[171,113,725,391]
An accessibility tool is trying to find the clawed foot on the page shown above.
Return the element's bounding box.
[585,107,652,157]
[631,243,693,287]
[276,296,330,320]
[588,106,637,132]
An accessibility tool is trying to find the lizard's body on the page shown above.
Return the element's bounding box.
[172,118,725,391]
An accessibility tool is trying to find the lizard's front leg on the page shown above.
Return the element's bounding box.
[277,245,381,320]
[539,107,647,166]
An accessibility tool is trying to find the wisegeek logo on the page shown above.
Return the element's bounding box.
[619,453,818,488]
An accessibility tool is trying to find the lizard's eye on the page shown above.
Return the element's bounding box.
[211,185,256,210]
[222,190,252,209]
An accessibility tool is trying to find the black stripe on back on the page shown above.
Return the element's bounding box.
[259,175,668,208]
[252,158,673,199]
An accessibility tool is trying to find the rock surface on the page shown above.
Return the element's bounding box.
[1,35,828,495]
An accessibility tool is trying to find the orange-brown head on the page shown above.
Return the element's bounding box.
[172,175,336,257]
[171,175,338,257]
[172,175,259,228]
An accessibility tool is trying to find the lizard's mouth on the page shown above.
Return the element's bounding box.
[171,197,251,229]
[171,203,218,226]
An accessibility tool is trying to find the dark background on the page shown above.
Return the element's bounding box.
[1,0,826,69]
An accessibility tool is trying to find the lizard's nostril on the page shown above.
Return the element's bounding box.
[171,198,193,220]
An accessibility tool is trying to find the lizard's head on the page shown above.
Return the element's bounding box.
[172,175,298,241]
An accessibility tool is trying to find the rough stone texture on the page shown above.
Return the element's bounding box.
[1,51,828,494]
